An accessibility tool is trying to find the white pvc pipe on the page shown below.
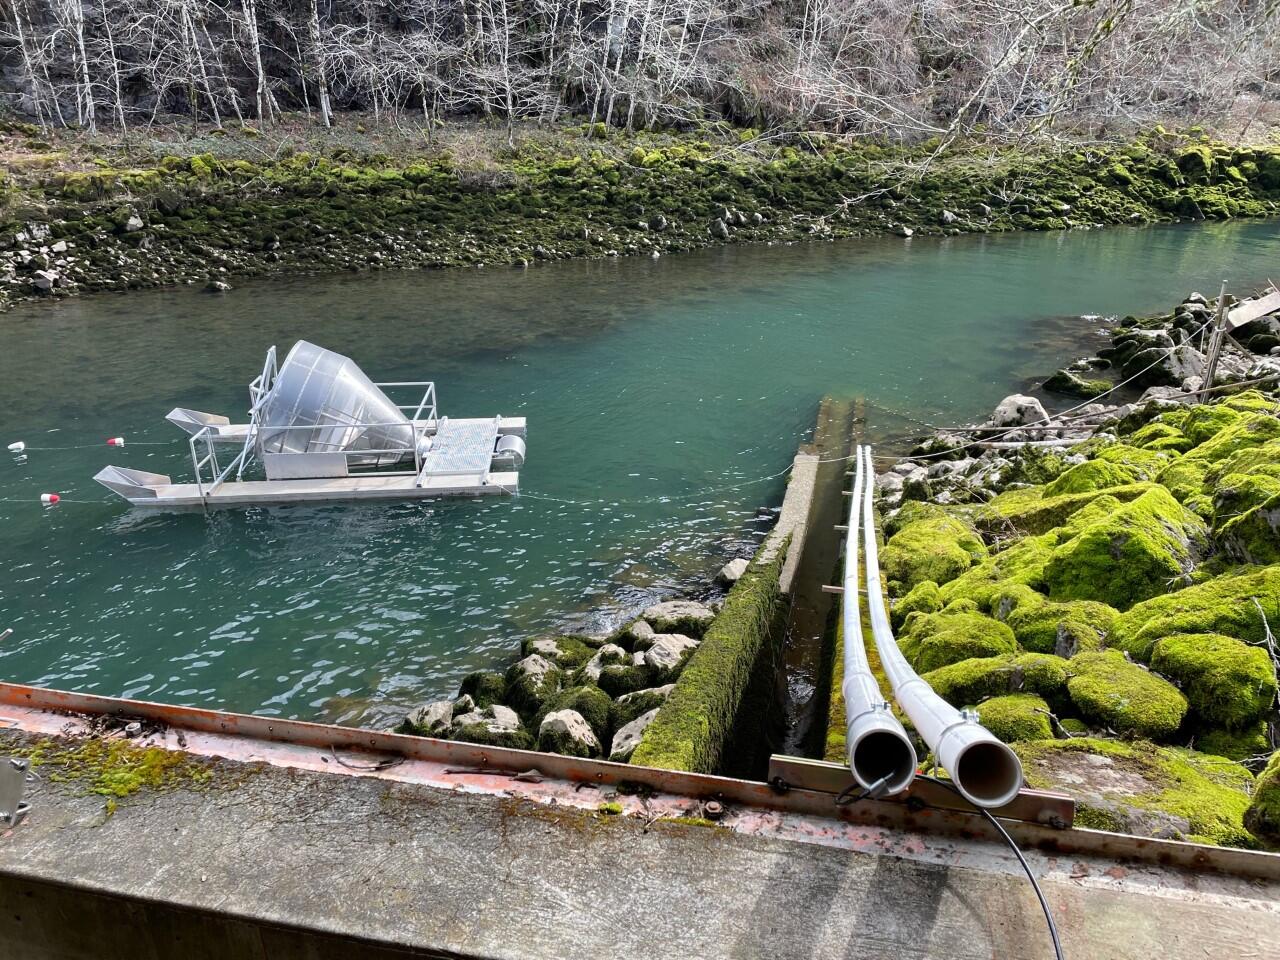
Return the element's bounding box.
[841,446,918,796]
[860,446,1024,809]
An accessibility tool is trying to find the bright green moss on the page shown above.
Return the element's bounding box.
[921,654,1018,707]
[1127,421,1192,452]
[1005,598,1118,655]
[1067,650,1188,739]
[881,506,987,593]
[21,736,214,798]
[1092,443,1170,479]
[1219,390,1278,415]
[976,483,1153,536]
[1041,486,1206,609]
[977,693,1054,742]
[537,685,614,741]
[1184,413,1280,463]
[1195,721,1272,762]
[459,670,507,708]
[505,659,564,718]
[631,540,786,773]
[1204,439,1280,485]
[1155,457,1212,517]
[1217,492,1280,565]
[1180,404,1244,445]
[937,535,1055,610]
[1044,459,1142,496]
[892,579,943,629]
[1149,633,1277,728]
[899,610,1018,673]
[1244,750,1280,845]
[1015,737,1255,847]
[1109,564,1280,661]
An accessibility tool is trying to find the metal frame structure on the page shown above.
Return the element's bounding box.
[96,342,521,509]
[3,680,1279,881]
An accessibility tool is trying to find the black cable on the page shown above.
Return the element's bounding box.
[918,775,1065,960]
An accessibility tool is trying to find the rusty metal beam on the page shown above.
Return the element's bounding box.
[3,682,1279,881]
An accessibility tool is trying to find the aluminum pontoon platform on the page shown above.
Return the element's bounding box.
[94,342,528,509]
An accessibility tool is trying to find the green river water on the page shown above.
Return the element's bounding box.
[2,221,1278,729]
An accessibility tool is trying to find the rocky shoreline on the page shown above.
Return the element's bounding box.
[5,122,1280,313]
[865,288,1280,847]
[395,562,748,763]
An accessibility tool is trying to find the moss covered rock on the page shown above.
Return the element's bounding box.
[1015,737,1255,846]
[892,579,944,629]
[1092,443,1171,479]
[1217,490,1280,564]
[1041,486,1206,610]
[899,610,1018,673]
[1183,413,1280,463]
[1067,650,1188,739]
[522,634,597,671]
[609,684,674,732]
[1244,749,1280,846]
[977,693,1054,742]
[881,505,987,593]
[1195,721,1272,762]
[1109,564,1280,661]
[1149,633,1277,728]
[976,483,1153,536]
[1044,459,1142,496]
[459,670,507,709]
[536,684,614,741]
[504,655,563,718]
[1005,597,1118,656]
[937,535,1055,610]
[1127,420,1193,453]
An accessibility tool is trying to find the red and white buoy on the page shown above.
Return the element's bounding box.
[40,493,60,505]
[6,441,24,453]
[107,437,125,447]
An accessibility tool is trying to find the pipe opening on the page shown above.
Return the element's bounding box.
[851,730,917,796]
[954,741,1024,809]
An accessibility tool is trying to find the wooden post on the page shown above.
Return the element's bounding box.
[1200,280,1229,401]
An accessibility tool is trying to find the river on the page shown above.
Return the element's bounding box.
[2,220,1279,728]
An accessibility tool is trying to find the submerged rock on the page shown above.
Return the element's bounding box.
[1044,369,1110,399]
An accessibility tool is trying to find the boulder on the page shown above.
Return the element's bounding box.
[940,209,958,225]
[1043,369,1110,399]
[1110,564,1280,662]
[609,707,660,762]
[537,709,602,757]
[204,280,232,293]
[716,558,749,585]
[31,269,58,291]
[522,634,595,671]
[642,599,715,636]
[881,503,986,592]
[1004,597,1118,657]
[898,609,1017,673]
[451,704,531,750]
[1245,750,1280,845]
[643,634,700,676]
[459,670,506,708]
[976,693,1053,743]
[536,685,613,741]
[1066,651,1187,739]
[1041,487,1206,610]
[710,218,730,240]
[988,394,1049,429]
[123,213,145,232]
[1149,633,1277,728]
[504,654,562,717]
[893,224,914,238]
[611,684,675,731]
[400,699,453,736]
[1121,345,1205,388]
[921,652,1070,712]
[582,643,629,681]
[1016,738,1253,845]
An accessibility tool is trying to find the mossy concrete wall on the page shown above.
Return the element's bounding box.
[630,538,790,775]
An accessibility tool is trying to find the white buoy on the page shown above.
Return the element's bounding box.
[107,437,125,447]
[7,441,24,453]
[40,493,60,505]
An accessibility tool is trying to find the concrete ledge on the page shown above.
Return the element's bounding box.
[2,724,1278,960]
